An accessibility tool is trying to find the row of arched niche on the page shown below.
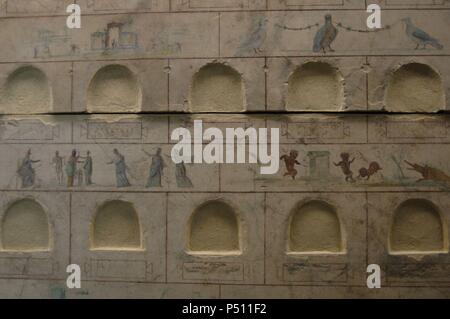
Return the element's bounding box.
[0,62,446,113]
[0,198,448,254]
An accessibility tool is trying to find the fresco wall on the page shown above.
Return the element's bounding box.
[0,0,449,298]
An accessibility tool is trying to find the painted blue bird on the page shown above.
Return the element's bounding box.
[236,16,268,55]
[402,17,443,50]
[313,14,338,53]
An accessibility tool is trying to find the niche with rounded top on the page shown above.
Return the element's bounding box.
[87,65,141,113]
[386,63,444,113]
[91,200,141,250]
[390,199,447,254]
[190,63,245,113]
[1,199,50,251]
[2,66,52,114]
[188,200,240,254]
[288,200,344,254]
[286,62,343,112]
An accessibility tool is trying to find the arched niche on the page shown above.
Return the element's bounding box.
[87,65,141,113]
[386,63,444,113]
[390,199,447,253]
[289,200,344,253]
[91,200,141,250]
[2,66,52,114]
[189,200,240,253]
[190,63,245,113]
[1,199,50,251]
[286,62,343,112]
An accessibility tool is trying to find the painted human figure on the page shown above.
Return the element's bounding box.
[280,150,301,180]
[17,149,40,188]
[65,149,79,187]
[82,151,93,186]
[175,161,193,188]
[144,148,165,188]
[108,149,131,187]
[51,151,64,185]
[76,168,84,186]
[334,152,355,183]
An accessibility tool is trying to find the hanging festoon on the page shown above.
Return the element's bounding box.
[275,10,443,53]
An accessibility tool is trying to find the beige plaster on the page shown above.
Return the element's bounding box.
[1,66,52,114]
[287,62,343,112]
[386,63,444,113]
[289,200,343,253]
[190,63,245,113]
[390,199,446,253]
[189,200,240,253]
[91,200,141,250]
[1,199,49,251]
[87,65,141,113]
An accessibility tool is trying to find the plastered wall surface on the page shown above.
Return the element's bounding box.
[0,0,449,299]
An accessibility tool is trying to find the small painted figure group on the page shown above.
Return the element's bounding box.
[280,150,382,182]
[17,148,193,189]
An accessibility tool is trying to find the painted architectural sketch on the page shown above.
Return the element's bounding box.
[91,22,138,51]
[307,151,331,180]
[34,29,79,58]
